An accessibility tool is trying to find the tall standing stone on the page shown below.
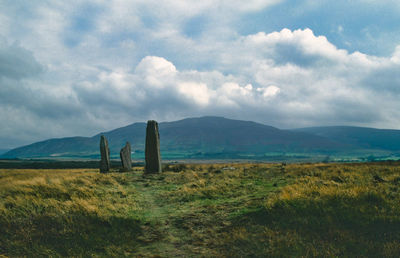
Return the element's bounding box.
[120,142,132,172]
[100,135,111,173]
[145,120,162,173]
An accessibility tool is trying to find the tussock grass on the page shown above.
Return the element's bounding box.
[0,169,142,256]
[223,163,400,257]
[1,162,400,256]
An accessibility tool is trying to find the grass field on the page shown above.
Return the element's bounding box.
[1,162,400,257]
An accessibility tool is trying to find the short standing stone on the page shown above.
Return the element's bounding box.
[145,120,162,173]
[120,142,132,172]
[100,135,111,173]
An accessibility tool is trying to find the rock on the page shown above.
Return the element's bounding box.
[120,142,132,172]
[99,135,111,173]
[145,120,162,173]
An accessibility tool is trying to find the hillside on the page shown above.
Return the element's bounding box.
[3,117,400,160]
[293,126,400,151]
[2,117,345,159]
[0,149,9,155]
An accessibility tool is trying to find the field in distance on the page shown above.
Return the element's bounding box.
[1,162,400,256]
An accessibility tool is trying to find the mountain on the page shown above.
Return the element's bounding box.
[2,137,99,159]
[0,149,10,155]
[1,116,346,160]
[293,126,400,151]
[3,117,400,160]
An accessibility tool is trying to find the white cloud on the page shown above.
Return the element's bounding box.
[390,45,400,63]
[258,85,280,98]
[135,56,177,88]
[220,82,253,98]
[244,28,349,63]
[177,82,211,106]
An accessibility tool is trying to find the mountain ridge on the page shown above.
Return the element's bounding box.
[293,126,400,151]
[2,116,400,160]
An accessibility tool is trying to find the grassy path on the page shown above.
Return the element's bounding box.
[132,172,191,257]
[129,165,287,257]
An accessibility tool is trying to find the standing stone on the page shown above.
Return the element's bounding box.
[120,142,132,172]
[145,120,162,173]
[100,135,111,173]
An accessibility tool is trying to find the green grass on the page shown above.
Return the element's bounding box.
[1,162,400,256]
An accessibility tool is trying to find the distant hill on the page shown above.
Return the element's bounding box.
[0,149,10,155]
[2,116,348,160]
[3,117,400,160]
[293,126,400,151]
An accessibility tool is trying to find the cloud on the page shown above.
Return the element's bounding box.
[0,40,43,79]
[24,24,399,132]
[177,82,211,106]
[258,85,280,98]
[71,56,276,119]
[1,0,400,148]
[3,28,400,149]
[241,28,350,67]
[135,56,177,88]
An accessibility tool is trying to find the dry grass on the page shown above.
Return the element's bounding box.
[222,163,400,257]
[1,162,400,256]
[0,169,142,256]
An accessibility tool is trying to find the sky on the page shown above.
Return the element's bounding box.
[1,0,400,149]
